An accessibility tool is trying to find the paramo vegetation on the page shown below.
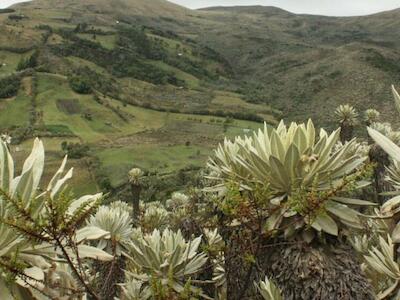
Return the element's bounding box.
[3,86,400,300]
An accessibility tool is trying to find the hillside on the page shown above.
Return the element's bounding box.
[1,2,400,300]
[11,0,190,18]
[0,0,278,198]
[1,0,400,197]
[191,6,400,126]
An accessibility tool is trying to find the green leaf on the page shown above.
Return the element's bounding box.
[293,125,308,153]
[301,228,316,243]
[284,144,300,179]
[270,130,285,161]
[392,85,400,115]
[76,226,110,243]
[0,278,13,300]
[368,127,400,162]
[312,214,338,236]
[255,276,283,300]
[0,141,13,192]
[392,223,400,243]
[76,245,113,261]
[331,196,377,206]
[265,209,284,232]
[326,201,360,224]
[382,195,400,216]
[269,156,290,192]
[306,119,315,147]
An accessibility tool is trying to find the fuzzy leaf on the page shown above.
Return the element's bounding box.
[76,245,113,261]
[368,127,400,162]
[312,214,338,236]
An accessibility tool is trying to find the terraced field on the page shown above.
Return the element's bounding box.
[1,69,268,194]
[0,0,285,198]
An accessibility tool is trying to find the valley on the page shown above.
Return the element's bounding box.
[1,1,400,299]
[1,0,400,199]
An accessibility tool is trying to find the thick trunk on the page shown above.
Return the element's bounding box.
[94,256,126,300]
[180,217,216,298]
[340,123,353,143]
[224,227,256,300]
[261,241,375,300]
[130,183,141,220]
[223,229,375,300]
[369,144,391,204]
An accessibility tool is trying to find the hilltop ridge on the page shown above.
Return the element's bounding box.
[198,5,292,15]
[1,0,400,196]
[12,0,189,17]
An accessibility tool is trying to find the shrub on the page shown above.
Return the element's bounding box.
[68,75,92,94]
[0,75,21,98]
[124,229,208,297]
[16,50,39,71]
[0,138,112,298]
[45,124,74,135]
[0,8,15,14]
[61,141,90,158]
[207,119,375,299]
[8,14,27,21]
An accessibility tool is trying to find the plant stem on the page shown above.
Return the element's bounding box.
[55,238,100,300]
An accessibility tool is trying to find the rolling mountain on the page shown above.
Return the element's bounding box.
[0,0,278,198]
[0,0,400,197]
[12,0,190,18]
[193,6,400,125]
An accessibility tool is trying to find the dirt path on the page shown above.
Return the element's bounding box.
[21,76,33,97]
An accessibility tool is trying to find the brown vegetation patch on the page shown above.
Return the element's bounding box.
[56,98,81,114]
[21,76,33,96]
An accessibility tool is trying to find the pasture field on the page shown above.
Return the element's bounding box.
[4,72,266,191]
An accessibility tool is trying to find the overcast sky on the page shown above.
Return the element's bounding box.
[0,0,29,9]
[1,0,400,16]
[170,0,400,16]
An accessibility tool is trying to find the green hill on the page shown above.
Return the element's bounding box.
[1,0,400,197]
[0,0,278,197]
[191,6,400,126]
